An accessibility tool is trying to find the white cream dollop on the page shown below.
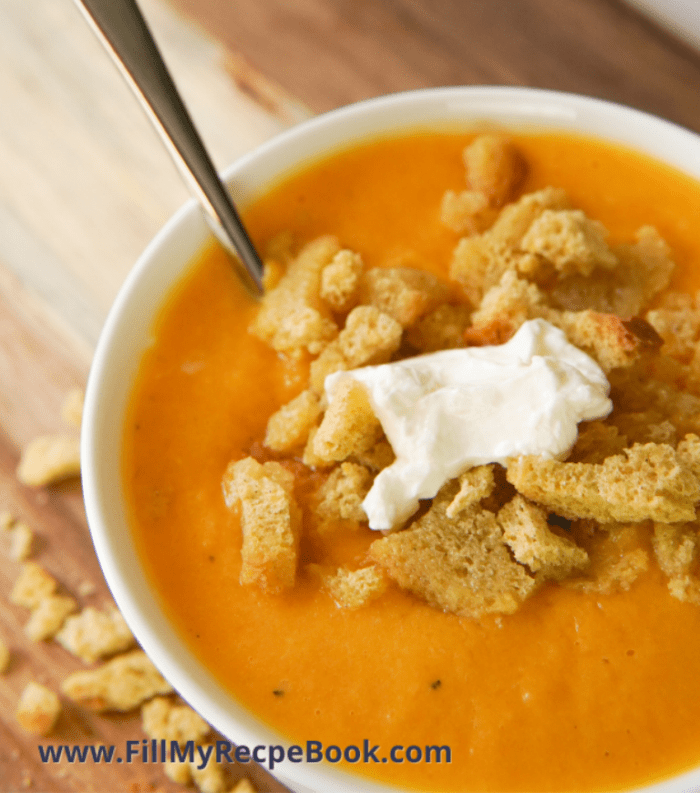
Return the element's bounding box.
[325,318,612,531]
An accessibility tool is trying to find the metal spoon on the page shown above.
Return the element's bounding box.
[73,0,264,295]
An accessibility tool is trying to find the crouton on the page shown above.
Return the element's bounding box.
[250,235,340,356]
[440,189,493,234]
[652,522,699,580]
[164,759,192,785]
[677,434,700,479]
[316,462,373,524]
[566,547,649,595]
[321,248,364,312]
[24,594,78,642]
[61,387,85,429]
[10,562,58,609]
[264,390,322,452]
[507,443,700,523]
[445,465,496,518]
[369,486,538,618]
[16,434,81,487]
[189,748,226,793]
[547,310,658,373]
[16,682,61,735]
[7,520,33,561]
[222,457,300,592]
[463,135,526,206]
[358,267,450,327]
[231,779,257,793]
[350,439,396,472]
[569,421,628,464]
[646,290,700,362]
[519,209,617,277]
[307,378,383,465]
[61,650,172,711]
[0,637,10,673]
[309,305,402,393]
[406,303,471,352]
[141,696,210,745]
[55,605,136,663]
[320,566,388,609]
[498,495,588,579]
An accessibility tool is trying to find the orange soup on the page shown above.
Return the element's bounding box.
[124,132,700,792]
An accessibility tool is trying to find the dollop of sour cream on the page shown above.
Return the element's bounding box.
[325,318,612,530]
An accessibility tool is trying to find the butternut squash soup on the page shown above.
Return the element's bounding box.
[124,131,700,792]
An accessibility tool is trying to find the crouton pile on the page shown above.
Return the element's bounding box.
[223,134,700,619]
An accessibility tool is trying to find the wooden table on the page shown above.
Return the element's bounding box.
[1,0,700,791]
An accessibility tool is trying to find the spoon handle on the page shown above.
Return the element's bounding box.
[73,0,264,294]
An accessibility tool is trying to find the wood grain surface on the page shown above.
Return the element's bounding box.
[1,0,700,791]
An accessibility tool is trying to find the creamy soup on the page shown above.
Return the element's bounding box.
[124,132,700,792]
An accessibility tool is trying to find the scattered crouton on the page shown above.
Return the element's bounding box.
[309,305,402,393]
[463,135,526,206]
[6,520,33,561]
[0,637,10,673]
[358,267,450,327]
[320,566,388,609]
[316,462,373,524]
[498,495,588,580]
[222,457,301,592]
[189,747,227,793]
[507,443,700,524]
[61,387,85,429]
[141,696,210,745]
[369,485,538,618]
[307,378,383,465]
[10,562,58,609]
[350,439,396,472]
[61,650,172,711]
[250,235,340,356]
[24,594,78,642]
[652,522,699,580]
[445,465,496,518]
[440,189,494,235]
[230,779,257,793]
[16,682,61,735]
[264,389,322,453]
[321,248,364,312]
[55,605,136,663]
[164,759,192,785]
[677,434,700,480]
[667,574,700,605]
[16,434,81,487]
[519,209,617,278]
[406,303,472,352]
[569,421,628,464]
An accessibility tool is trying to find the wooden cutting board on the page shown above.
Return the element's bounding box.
[3,0,700,791]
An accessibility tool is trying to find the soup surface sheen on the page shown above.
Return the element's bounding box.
[124,132,700,792]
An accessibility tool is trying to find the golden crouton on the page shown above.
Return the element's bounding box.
[358,267,450,327]
[163,759,193,785]
[231,779,257,793]
[309,305,402,393]
[615,226,675,309]
[445,465,496,518]
[507,443,700,523]
[61,387,85,430]
[465,271,544,345]
[519,209,617,278]
[55,605,136,663]
[0,637,10,673]
[10,562,58,609]
[321,248,364,312]
[652,522,699,580]
[307,378,383,465]
[369,487,538,618]
[497,495,588,580]
[677,434,700,480]
[141,696,210,746]
[667,574,700,605]
[548,310,659,373]
[320,565,388,609]
[440,189,493,235]
[351,439,396,472]
[7,520,33,561]
[250,235,340,356]
[16,434,81,487]
[61,649,172,711]
[463,135,526,206]
[264,389,322,453]
[406,303,471,352]
[189,748,227,793]
[450,188,570,303]
[569,421,628,464]
[566,548,649,595]
[222,457,301,592]
[24,594,77,642]
[16,682,61,735]
[646,291,700,362]
[316,462,373,524]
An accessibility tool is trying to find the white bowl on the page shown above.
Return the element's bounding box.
[81,86,700,793]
